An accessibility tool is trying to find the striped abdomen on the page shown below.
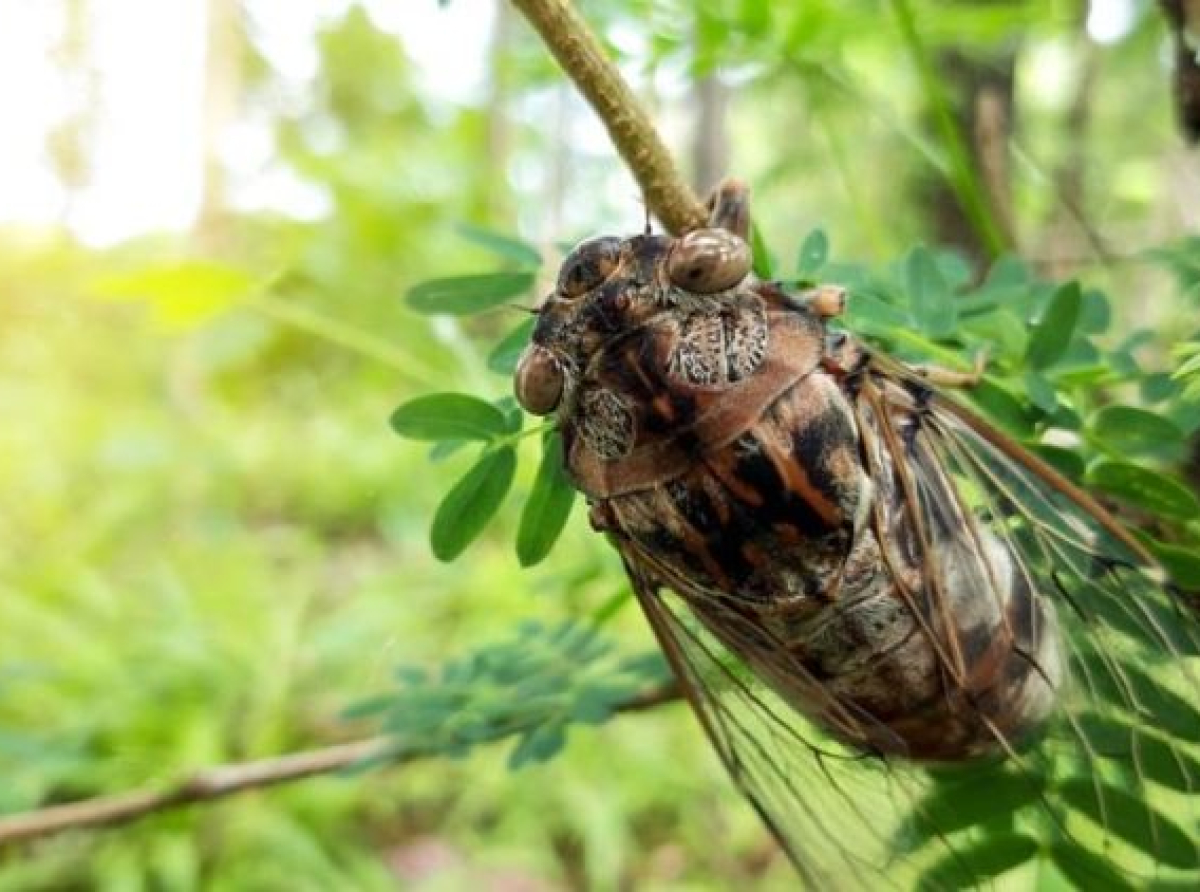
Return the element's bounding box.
[597,369,1062,761]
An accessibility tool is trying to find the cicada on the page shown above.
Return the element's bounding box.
[514,180,1200,888]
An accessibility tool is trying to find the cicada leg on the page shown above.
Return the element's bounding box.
[907,351,988,388]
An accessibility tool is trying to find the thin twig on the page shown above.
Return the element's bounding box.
[509,0,708,234]
[0,684,679,846]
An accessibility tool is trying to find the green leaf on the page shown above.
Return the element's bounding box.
[906,246,956,339]
[959,308,1027,359]
[918,834,1039,888]
[1141,372,1181,404]
[969,379,1035,436]
[1072,650,1200,742]
[516,432,577,567]
[901,769,1043,846]
[1025,442,1085,480]
[390,393,509,442]
[1075,712,1200,793]
[1023,371,1058,413]
[428,440,468,462]
[1025,281,1081,370]
[487,317,536,376]
[1057,778,1197,869]
[1048,843,1137,892]
[1087,461,1200,520]
[1078,288,1112,334]
[1089,406,1185,461]
[933,248,972,290]
[454,223,542,268]
[89,260,258,328]
[750,222,774,279]
[1146,539,1200,589]
[796,228,829,277]
[1058,368,1122,391]
[430,447,517,561]
[844,291,908,335]
[507,721,567,769]
[406,272,535,315]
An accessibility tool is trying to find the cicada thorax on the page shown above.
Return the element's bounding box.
[563,285,1063,761]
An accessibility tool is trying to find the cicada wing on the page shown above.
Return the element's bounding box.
[856,358,1200,880]
[621,550,988,891]
[611,351,1198,887]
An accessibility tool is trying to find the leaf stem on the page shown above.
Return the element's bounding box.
[495,419,557,448]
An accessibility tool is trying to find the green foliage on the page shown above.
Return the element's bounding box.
[405,271,537,315]
[344,621,669,771]
[430,445,518,561]
[389,392,511,441]
[795,227,829,279]
[516,433,577,568]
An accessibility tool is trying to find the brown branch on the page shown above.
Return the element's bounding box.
[0,684,679,847]
[509,0,708,234]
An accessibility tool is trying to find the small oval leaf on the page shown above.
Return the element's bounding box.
[969,379,1036,437]
[430,447,517,561]
[750,222,774,279]
[406,272,535,315]
[906,246,956,339]
[1147,538,1200,590]
[516,432,577,567]
[487,317,536,376]
[1090,406,1185,460]
[454,223,542,268]
[390,393,509,442]
[796,228,829,277]
[1087,460,1200,520]
[507,721,567,770]
[1026,281,1081,370]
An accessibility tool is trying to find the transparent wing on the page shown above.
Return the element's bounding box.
[858,357,1200,882]
[623,552,944,890]
[619,352,1200,889]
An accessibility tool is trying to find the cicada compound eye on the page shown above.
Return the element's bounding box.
[557,236,623,299]
[666,228,752,294]
[514,343,565,416]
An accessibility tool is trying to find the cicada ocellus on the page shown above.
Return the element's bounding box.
[514,180,1200,888]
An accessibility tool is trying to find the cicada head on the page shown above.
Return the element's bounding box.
[514,180,756,418]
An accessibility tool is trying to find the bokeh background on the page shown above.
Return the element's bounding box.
[1,0,1197,888]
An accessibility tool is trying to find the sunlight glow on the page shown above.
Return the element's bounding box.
[0,0,490,245]
[1086,0,1136,45]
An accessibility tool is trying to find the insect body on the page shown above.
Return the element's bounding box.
[515,180,1199,887]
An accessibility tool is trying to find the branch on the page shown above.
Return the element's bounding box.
[0,684,678,846]
[509,0,708,234]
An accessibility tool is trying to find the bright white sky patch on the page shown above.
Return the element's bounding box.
[0,1,69,223]
[1087,0,1136,45]
[0,0,493,245]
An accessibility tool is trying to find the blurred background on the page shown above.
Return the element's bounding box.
[0,0,1197,888]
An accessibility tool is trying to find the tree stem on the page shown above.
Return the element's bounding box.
[0,684,677,846]
[509,0,708,234]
